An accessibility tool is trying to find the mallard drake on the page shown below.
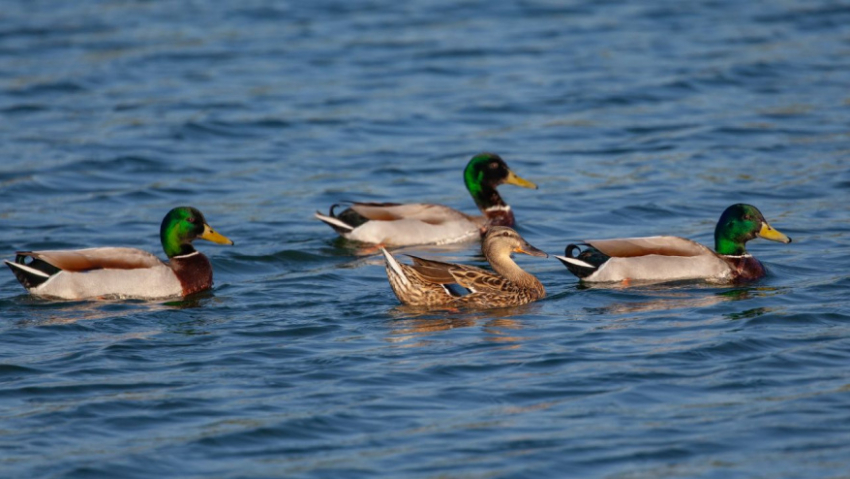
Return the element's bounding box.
[315,153,537,246]
[555,204,791,283]
[381,226,547,308]
[4,206,234,300]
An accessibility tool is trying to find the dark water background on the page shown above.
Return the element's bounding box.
[2,1,849,477]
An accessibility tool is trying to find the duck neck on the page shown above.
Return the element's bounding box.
[714,217,753,256]
[465,164,517,227]
[161,222,197,258]
[714,236,747,256]
[470,186,516,227]
[486,247,544,294]
[465,169,508,210]
[163,242,197,259]
[472,184,506,211]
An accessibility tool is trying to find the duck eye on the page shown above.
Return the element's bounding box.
[489,162,499,169]
[187,217,196,223]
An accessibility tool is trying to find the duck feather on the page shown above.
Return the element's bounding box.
[17,247,165,272]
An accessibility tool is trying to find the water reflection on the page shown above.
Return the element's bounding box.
[9,291,211,327]
[725,307,771,320]
[385,305,535,347]
[162,291,213,309]
[585,286,787,317]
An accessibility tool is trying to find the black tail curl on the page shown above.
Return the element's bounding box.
[565,243,583,258]
[556,243,609,279]
[5,254,60,289]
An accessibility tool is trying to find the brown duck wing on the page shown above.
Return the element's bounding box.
[405,255,511,293]
[586,236,715,258]
[448,268,514,293]
[21,247,165,272]
[351,203,473,225]
[405,255,466,284]
[404,254,507,291]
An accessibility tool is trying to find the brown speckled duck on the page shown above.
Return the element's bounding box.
[4,207,234,300]
[380,226,547,308]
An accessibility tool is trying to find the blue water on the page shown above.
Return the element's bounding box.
[2,1,850,477]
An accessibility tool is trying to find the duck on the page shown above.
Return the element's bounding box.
[315,152,537,246]
[4,206,234,300]
[555,204,791,284]
[381,226,547,308]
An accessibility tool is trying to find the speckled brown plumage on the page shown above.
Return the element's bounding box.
[381,226,547,309]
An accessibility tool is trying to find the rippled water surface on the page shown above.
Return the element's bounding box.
[2,1,850,477]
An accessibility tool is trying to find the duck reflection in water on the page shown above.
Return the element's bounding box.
[11,291,212,327]
[585,286,785,317]
[386,305,538,347]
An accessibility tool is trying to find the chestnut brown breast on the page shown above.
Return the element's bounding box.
[724,255,767,282]
[483,209,516,229]
[170,253,214,296]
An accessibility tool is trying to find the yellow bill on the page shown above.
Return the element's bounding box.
[200,223,235,245]
[504,170,538,189]
[758,222,791,244]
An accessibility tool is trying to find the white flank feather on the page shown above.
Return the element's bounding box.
[32,265,184,300]
[346,219,479,246]
[587,254,732,283]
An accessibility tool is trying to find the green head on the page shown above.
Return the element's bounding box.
[714,204,791,256]
[160,206,234,258]
[463,153,537,211]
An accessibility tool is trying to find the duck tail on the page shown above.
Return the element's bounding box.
[381,248,410,287]
[314,205,355,234]
[5,253,59,289]
[554,244,600,279]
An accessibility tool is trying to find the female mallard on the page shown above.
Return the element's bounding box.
[555,204,791,283]
[381,226,547,308]
[4,206,234,300]
[315,153,537,246]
